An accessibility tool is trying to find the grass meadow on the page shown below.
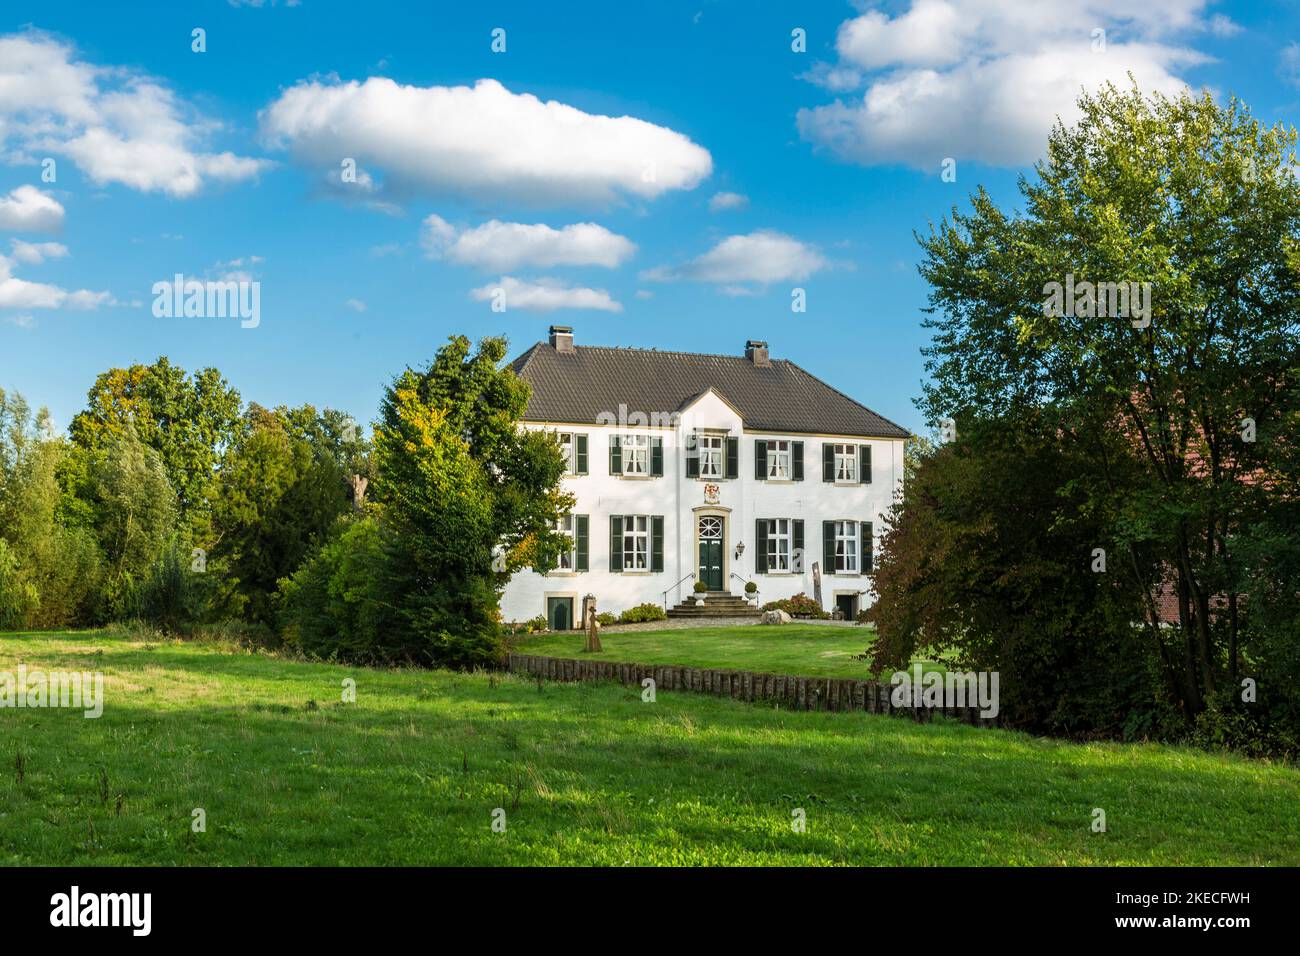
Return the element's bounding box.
[2,629,1297,866]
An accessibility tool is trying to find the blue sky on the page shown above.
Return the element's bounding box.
[2,0,1298,435]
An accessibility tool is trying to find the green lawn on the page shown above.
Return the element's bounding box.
[515,623,920,679]
[2,629,1297,865]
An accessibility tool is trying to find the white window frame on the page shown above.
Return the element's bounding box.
[623,514,650,570]
[834,520,859,574]
[555,515,576,571]
[623,434,649,476]
[834,443,857,482]
[557,432,577,475]
[767,518,791,572]
[698,434,723,478]
[768,440,791,480]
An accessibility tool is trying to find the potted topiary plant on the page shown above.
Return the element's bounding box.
[744,580,758,606]
[693,580,709,604]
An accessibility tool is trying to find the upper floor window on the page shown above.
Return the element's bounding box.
[687,432,737,479]
[755,439,803,481]
[554,431,587,475]
[833,444,857,482]
[699,435,723,477]
[623,435,649,475]
[610,435,663,477]
[768,441,791,480]
[823,442,871,484]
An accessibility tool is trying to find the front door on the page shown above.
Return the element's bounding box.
[697,515,725,591]
[836,594,858,620]
[546,597,573,631]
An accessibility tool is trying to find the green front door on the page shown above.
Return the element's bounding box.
[546,597,573,631]
[698,516,725,591]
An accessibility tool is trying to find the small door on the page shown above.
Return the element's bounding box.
[836,594,858,620]
[698,516,725,591]
[546,597,574,631]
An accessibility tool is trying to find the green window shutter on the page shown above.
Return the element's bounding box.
[792,441,804,481]
[575,435,588,475]
[755,519,769,574]
[861,521,873,573]
[754,440,767,480]
[609,435,621,474]
[823,521,836,575]
[823,442,835,481]
[685,430,699,478]
[725,436,739,479]
[575,515,589,572]
[859,444,871,484]
[609,515,623,572]
[651,437,664,476]
[651,516,665,572]
[792,519,804,573]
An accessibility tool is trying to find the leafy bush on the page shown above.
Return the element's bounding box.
[618,603,667,624]
[596,611,618,626]
[744,581,757,594]
[693,580,708,593]
[122,538,214,635]
[279,517,398,663]
[1189,693,1299,761]
[0,539,39,629]
[761,593,828,619]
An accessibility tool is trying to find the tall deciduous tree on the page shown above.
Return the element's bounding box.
[70,358,241,541]
[211,403,360,626]
[372,335,571,668]
[885,84,1300,729]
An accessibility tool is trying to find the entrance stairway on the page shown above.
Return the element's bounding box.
[667,591,762,619]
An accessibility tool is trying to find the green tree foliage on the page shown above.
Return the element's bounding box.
[0,388,102,627]
[81,426,178,619]
[870,421,1162,736]
[70,358,241,541]
[211,404,361,626]
[372,335,571,668]
[875,84,1300,744]
[278,515,395,660]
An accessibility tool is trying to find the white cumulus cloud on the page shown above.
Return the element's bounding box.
[643,231,826,291]
[797,0,1223,169]
[708,191,749,212]
[0,186,65,232]
[0,250,111,310]
[470,276,623,313]
[421,215,635,270]
[0,31,268,197]
[261,77,712,206]
[9,240,69,265]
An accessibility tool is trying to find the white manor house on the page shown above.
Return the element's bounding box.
[501,326,909,630]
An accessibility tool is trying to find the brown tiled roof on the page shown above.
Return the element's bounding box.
[508,341,910,439]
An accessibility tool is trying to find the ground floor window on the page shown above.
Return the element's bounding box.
[767,518,791,571]
[834,521,859,573]
[556,515,575,570]
[623,515,649,569]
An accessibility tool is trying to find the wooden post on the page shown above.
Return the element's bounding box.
[584,596,602,653]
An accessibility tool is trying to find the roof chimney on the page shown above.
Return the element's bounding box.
[745,339,770,367]
[549,325,574,353]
